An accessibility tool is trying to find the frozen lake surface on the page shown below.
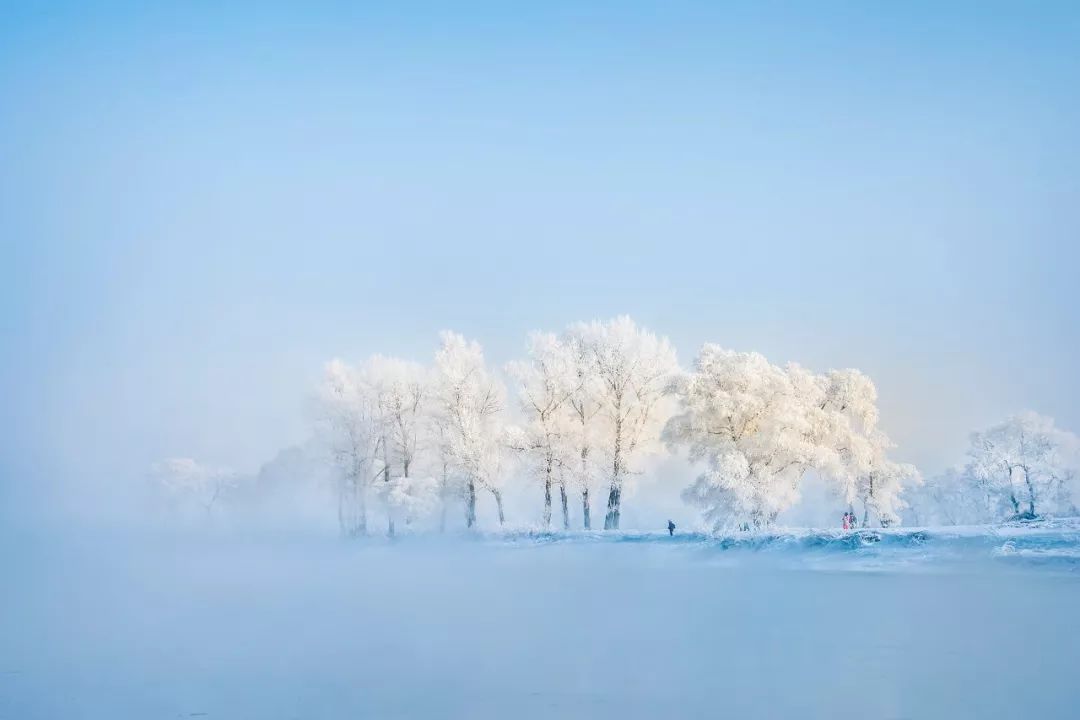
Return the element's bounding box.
[3,522,1079,719]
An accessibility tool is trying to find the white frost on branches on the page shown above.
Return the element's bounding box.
[666,346,918,531]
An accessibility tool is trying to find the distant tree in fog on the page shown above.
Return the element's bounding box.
[362,356,434,535]
[150,458,239,518]
[316,360,380,536]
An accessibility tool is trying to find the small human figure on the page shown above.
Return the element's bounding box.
[843,512,850,530]
[849,513,858,530]
[667,520,676,536]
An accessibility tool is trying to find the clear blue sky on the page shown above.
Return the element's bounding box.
[2,1,1078,514]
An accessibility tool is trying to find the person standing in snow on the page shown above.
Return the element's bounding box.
[667,520,676,536]
[843,512,850,530]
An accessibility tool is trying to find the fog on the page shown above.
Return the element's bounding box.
[4,3,1080,717]
[4,526,1079,720]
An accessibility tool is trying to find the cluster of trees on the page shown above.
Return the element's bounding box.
[307,316,919,534]
[316,318,678,535]
[150,316,1079,534]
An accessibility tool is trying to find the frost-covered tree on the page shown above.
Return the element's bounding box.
[854,451,921,527]
[567,317,678,530]
[791,367,919,527]
[666,346,917,531]
[362,356,434,535]
[665,348,813,530]
[563,328,604,529]
[963,411,1078,520]
[429,414,460,532]
[150,458,239,518]
[904,467,987,526]
[434,331,508,528]
[315,359,381,536]
[506,332,576,529]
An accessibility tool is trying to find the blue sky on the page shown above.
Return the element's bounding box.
[2,1,1078,513]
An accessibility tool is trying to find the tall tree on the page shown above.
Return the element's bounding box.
[791,367,919,526]
[362,356,432,536]
[567,317,678,530]
[506,332,576,529]
[563,329,603,529]
[434,331,507,528]
[316,359,380,536]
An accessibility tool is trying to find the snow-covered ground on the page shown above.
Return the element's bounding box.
[3,523,1079,719]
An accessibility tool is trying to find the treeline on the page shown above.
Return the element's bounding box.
[310,316,916,534]
[151,317,1080,534]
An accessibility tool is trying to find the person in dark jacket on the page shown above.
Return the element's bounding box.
[667,520,676,536]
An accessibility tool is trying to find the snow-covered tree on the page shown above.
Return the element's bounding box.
[963,411,1078,520]
[904,467,986,526]
[791,367,919,527]
[150,457,239,518]
[429,413,461,532]
[567,317,678,530]
[376,473,441,527]
[506,332,576,529]
[665,347,813,530]
[433,331,508,528]
[362,356,434,535]
[315,359,381,536]
[666,346,917,531]
[563,327,604,529]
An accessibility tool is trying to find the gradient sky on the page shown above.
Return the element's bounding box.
[2,1,1078,517]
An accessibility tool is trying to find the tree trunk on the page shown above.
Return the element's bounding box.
[439,466,448,533]
[357,484,367,536]
[1023,466,1037,517]
[582,487,591,530]
[559,481,569,530]
[339,475,367,537]
[604,424,623,530]
[438,459,450,533]
[543,462,552,529]
[465,477,477,528]
[866,474,874,527]
[382,436,394,538]
[337,478,350,536]
[492,488,505,526]
[604,482,621,530]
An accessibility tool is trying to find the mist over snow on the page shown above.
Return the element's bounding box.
[4,1,1080,718]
